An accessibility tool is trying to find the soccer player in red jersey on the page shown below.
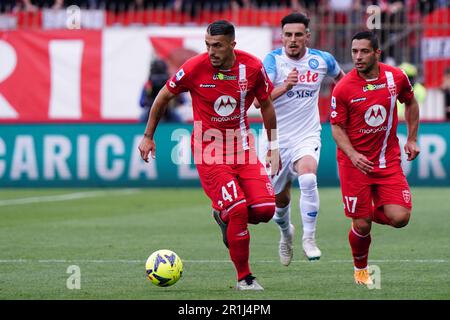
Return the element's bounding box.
[138,20,281,290]
[330,31,420,286]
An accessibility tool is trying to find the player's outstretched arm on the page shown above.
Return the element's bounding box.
[331,123,374,174]
[259,97,282,176]
[404,96,420,161]
[139,86,177,162]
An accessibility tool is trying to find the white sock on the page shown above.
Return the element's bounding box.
[272,204,291,238]
[298,173,320,240]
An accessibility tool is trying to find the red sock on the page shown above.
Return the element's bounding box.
[372,206,391,225]
[348,226,371,269]
[226,201,251,280]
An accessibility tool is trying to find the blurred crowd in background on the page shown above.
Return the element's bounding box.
[1,0,450,122]
[1,1,449,15]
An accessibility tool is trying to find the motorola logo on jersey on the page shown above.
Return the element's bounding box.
[364,104,387,127]
[214,95,237,116]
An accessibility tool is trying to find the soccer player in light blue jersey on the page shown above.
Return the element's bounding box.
[262,12,345,264]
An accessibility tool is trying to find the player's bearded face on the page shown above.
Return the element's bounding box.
[282,23,310,59]
[351,39,380,74]
[205,34,236,69]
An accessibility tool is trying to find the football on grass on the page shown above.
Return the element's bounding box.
[145,249,183,287]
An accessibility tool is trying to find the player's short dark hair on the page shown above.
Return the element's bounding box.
[206,20,235,40]
[281,12,310,30]
[352,31,379,51]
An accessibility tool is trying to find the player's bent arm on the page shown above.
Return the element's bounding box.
[404,96,420,161]
[143,86,177,139]
[271,68,299,101]
[139,86,177,162]
[270,85,291,101]
[331,123,374,174]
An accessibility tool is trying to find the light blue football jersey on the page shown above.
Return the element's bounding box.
[263,47,341,148]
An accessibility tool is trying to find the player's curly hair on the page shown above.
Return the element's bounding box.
[281,12,310,30]
[207,20,235,40]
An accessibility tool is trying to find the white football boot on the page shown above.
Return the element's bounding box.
[235,275,264,291]
[279,224,295,266]
[302,237,321,261]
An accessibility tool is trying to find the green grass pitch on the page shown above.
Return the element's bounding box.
[0,187,449,300]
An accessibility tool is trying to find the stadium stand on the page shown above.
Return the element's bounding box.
[0,0,449,121]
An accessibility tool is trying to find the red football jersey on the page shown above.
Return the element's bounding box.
[166,50,273,161]
[330,62,414,170]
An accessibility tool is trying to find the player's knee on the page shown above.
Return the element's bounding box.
[353,219,372,235]
[298,173,317,191]
[226,200,248,223]
[249,204,275,224]
[390,211,411,228]
[275,193,290,208]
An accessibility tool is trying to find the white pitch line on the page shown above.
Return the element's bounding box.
[0,189,140,207]
[0,259,448,264]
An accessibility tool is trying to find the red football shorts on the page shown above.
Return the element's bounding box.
[196,159,275,211]
[338,164,412,218]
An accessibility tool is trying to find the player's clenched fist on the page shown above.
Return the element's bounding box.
[284,67,299,91]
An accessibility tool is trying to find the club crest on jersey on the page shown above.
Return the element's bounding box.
[402,190,411,203]
[238,79,248,93]
[388,83,397,96]
[363,83,386,92]
[214,95,237,116]
[364,104,386,127]
[308,58,319,69]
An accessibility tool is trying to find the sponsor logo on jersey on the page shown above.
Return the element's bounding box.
[287,90,317,98]
[169,81,176,88]
[308,58,319,69]
[211,115,240,122]
[350,97,367,103]
[331,111,338,118]
[298,70,319,83]
[363,83,386,92]
[402,190,411,203]
[331,96,336,109]
[214,95,237,116]
[364,104,386,127]
[200,84,216,88]
[359,126,387,134]
[175,68,185,81]
[213,73,237,80]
